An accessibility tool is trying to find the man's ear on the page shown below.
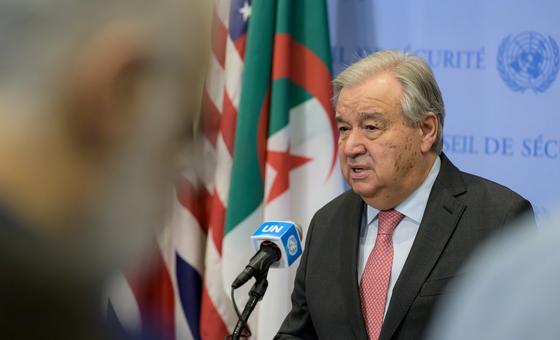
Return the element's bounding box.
[63,24,148,154]
[419,112,438,153]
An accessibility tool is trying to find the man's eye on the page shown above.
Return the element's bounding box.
[365,125,378,131]
[338,126,350,132]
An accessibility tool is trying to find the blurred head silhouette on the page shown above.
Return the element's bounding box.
[0,0,210,338]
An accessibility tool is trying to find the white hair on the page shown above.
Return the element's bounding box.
[333,50,445,154]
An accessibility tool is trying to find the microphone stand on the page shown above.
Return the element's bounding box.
[230,270,269,340]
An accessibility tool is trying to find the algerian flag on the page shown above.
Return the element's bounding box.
[221,0,343,338]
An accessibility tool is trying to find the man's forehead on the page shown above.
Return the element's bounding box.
[335,111,387,123]
[335,92,399,122]
[338,82,401,115]
[336,93,393,111]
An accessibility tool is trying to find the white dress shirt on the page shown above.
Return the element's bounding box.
[358,156,441,317]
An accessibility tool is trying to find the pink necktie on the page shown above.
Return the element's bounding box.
[360,209,404,340]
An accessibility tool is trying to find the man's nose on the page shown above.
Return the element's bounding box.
[343,130,366,157]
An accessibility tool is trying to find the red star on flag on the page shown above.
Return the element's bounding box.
[266,146,312,203]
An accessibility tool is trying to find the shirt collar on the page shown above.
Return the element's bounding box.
[366,156,441,225]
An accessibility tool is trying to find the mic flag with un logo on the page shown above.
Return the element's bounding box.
[251,221,303,268]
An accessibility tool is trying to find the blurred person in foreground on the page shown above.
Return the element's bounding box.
[276,50,535,340]
[0,0,209,339]
[427,213,560,340]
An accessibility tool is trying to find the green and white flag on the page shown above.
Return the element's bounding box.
[221,0,343,338]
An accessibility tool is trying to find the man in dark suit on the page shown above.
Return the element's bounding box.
[275,50,534,340]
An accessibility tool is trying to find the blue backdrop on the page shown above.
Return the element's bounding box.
[328,0,560,224]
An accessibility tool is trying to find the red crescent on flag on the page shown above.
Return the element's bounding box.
[271,33,339,181]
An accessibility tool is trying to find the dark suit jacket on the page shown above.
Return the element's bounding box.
[275,154,534,340]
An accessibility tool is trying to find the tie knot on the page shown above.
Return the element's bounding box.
[378,209,404,235]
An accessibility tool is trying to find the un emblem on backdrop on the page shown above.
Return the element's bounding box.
[497,31,560,93]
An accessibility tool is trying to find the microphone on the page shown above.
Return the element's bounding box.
[231,221,303,289]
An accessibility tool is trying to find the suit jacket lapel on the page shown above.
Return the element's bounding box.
[339,191,369,340]
[379,154,467,340]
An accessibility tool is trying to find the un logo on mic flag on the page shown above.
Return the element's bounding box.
[287,235,299,256]
[497,31,560,93]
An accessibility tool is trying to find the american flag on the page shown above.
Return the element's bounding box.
[199,0,251,338]
[107,0,251,339]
